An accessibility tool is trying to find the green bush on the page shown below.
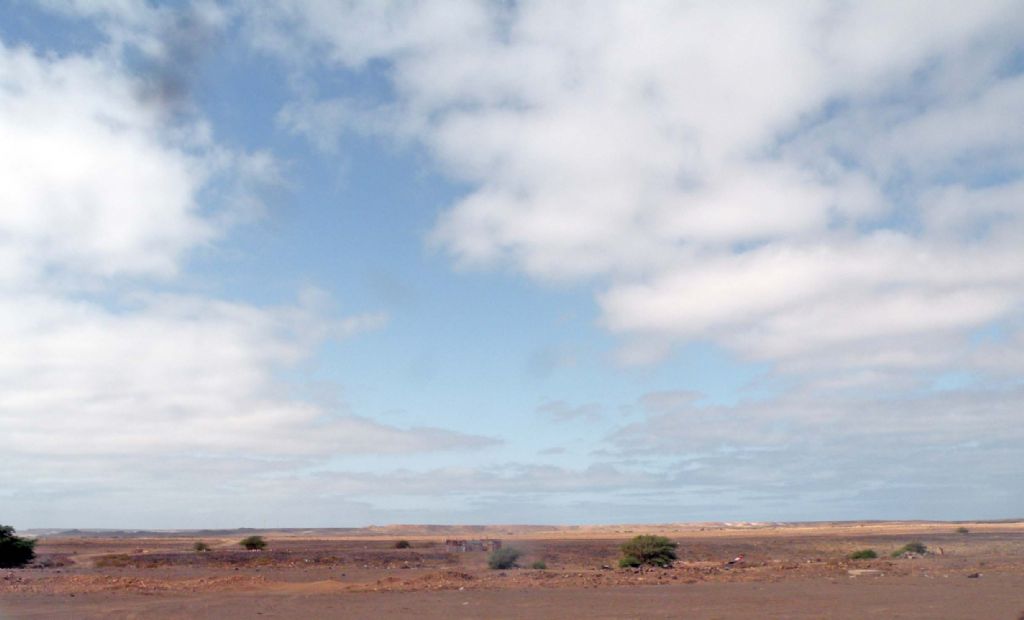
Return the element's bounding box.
[619,555,642,568]
[240,535,267,551]
[956,526,970,534]
[488,547,521,569]
[531,560,547,569]
[394,540,412,549]
[892,541,927,557]
[0,525,36,568]
[193,541,211,552]
[849,549,877,560]
[618,535,677,568]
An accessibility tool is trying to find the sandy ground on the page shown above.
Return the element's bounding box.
[2,521,1023,619]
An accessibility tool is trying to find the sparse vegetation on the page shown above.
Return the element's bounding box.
[240,535,267,551]
[0,525,36,568]
[394,540,412,549]
[94,554,133,568]
[849,549,877,560]
[488,547,521,569]
[956,526,970,534]
[892,541,927,557]
[618,535,677,568]
[531,560,547,569]
[193,541,211,552]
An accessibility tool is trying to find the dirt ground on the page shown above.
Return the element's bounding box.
[2,521,1023,619]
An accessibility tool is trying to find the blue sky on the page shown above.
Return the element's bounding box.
[3,1,1024,529]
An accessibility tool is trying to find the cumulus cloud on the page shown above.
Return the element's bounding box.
[235,2,1024,519]
[10,1,1023,524]
[0,41,210,284]
[252,0,1024,380]
[0,32,495,519]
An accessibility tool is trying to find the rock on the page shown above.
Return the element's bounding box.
[967,572,982,578]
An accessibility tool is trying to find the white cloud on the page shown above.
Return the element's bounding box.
[0,35,495,515]
[11,2,1021,524]
[238,3,1024,522]
[595,386,1024,519]
[600,234,1024,360]
[0,41,211,284]
[36,0,228,63]
[613,387,1024,455]
[254,1,1024,381]
[0,291,488,459]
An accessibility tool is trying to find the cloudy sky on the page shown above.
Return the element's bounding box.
[3,0,1023,529]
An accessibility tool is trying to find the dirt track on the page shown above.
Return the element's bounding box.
[2,522,1023,618]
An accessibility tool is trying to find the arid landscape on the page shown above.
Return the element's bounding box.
[6,2,1024,618]
[2,521,1023,618]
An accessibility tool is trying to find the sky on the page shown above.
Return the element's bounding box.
[2,0,1024,529]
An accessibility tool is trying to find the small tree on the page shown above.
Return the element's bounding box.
[488,547,521,569]
[240,535,267,551]
[956,526,970,534]
[0,525,36,568]
[193,541,211,552]
[619,535,677,568]
[891,541,927,557]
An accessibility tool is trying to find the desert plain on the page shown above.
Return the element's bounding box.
[2,521,1023,619]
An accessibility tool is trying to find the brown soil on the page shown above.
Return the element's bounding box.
[2,521,1023,618]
